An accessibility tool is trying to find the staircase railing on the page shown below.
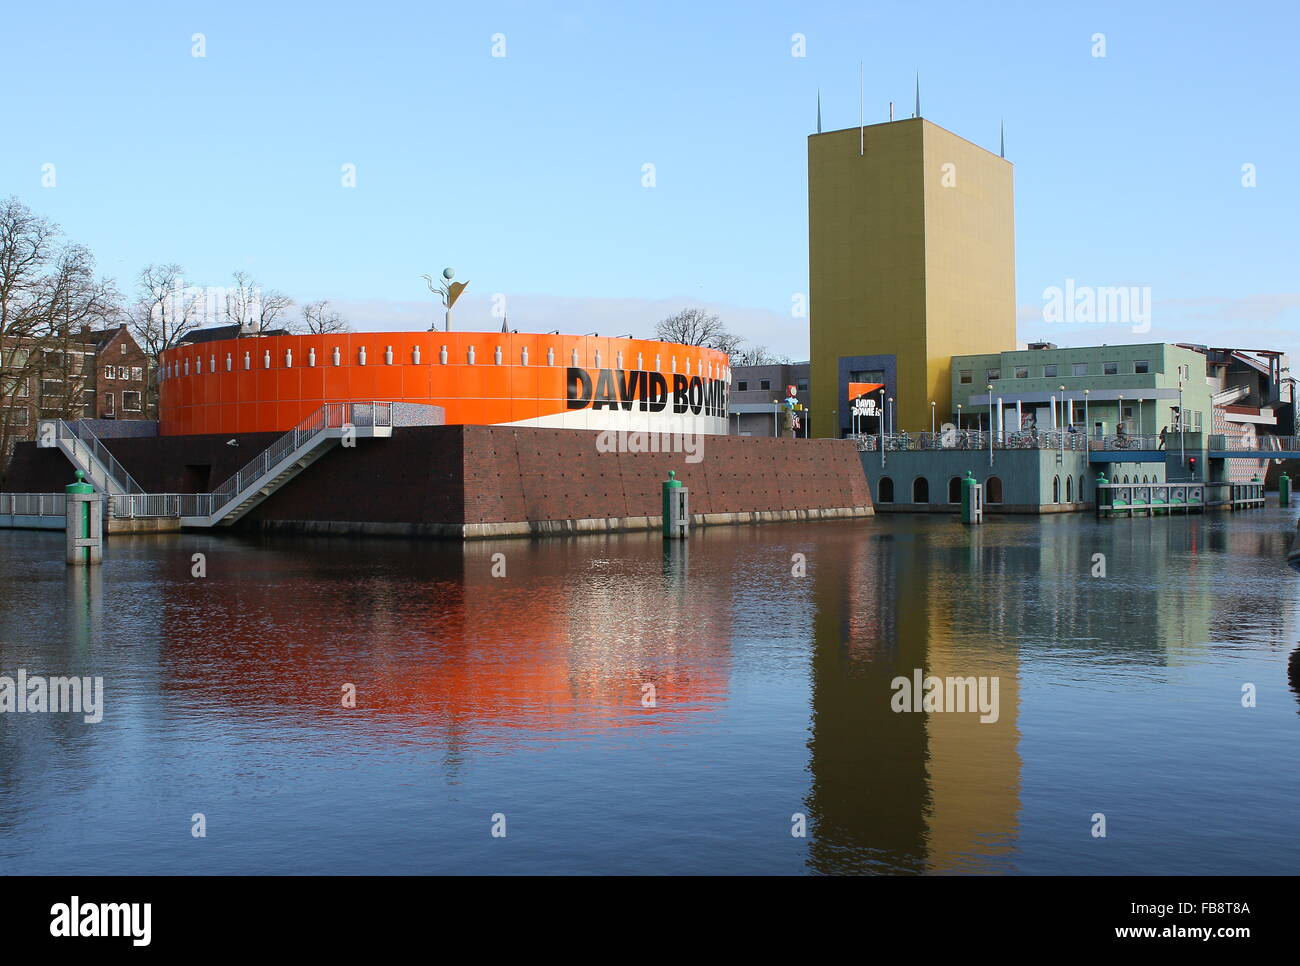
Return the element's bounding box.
[47,419,145,494]
[191,401,391,520]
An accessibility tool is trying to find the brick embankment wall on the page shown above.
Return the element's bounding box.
[4,426,873,539]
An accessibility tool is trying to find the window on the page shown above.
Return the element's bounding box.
[1052,475,1060,503]
[68,352,82,373]
[948,477,963,503]
[1066,476,1073,502]
[4,347,30,368]
[6,407,29,426]
[117,366,130,380]
[40,379,63,399]
[1122,406,1134,422]
[759,379,771,390]
[986,368,1001,381]
[131,366,143,381]
[796,379,809,390]
[4,376,29,398]
[103,392,114,416]
[120,343,127,354]
[1104,361,1118,375]
[959,370,973,384]
[1043,364,1058,378]
[877,477,894,504]
[986,476,1003,504]
[1015,366,1029,379]
[851,369,885,384]
[1072,362,1088,376]
[44,350,64,368]
[1135,360,1149,374]
[1072,405,1085,424]
[123,391,142,412]
[737,381,748,391]
[912,477,930,504]
[104,366,115,380]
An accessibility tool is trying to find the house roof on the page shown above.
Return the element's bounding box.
[178,324,291,345]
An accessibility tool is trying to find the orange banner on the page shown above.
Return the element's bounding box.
[848,382,884,401]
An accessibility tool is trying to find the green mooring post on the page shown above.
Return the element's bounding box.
[65,469,102,566]
[662,470,687,539]
[1280,471,1291,507]
[1095,471,1109,518]
[960,470,982,524]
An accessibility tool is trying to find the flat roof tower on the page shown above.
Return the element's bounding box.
[809,117,1017,434]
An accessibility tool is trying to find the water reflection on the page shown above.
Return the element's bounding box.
[1,508,1298,874]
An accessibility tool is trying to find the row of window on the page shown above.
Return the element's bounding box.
[960,360,1151,384]
[1,390,141,424]
[104,366,143,381]
[735,379,809,393]
[876,474,1092,505]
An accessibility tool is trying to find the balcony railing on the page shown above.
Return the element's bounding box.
[853,430,1087,452]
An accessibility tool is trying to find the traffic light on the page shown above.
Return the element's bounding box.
[1188,456,1197,473]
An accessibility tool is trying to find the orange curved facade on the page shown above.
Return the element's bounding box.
[159,332,732,437]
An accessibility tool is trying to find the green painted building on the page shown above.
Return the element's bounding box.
[950,342,1212,441]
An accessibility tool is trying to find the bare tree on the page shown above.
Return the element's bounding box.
[731,344,791,367]
[127,263,204,413]
[654,308,734,349]
[0,199,121,478]
[224,270,293,334]
[298,300,350,335]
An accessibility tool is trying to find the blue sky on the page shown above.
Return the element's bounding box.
[2,0,1297,360]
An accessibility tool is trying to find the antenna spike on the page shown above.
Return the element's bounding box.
[999,118,1005,158]
[914,73,921,118]
[817,89,822,134]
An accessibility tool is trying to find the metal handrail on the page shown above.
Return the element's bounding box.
[0,492,68,516]
[48,419,145,494]
[198,401,391,519]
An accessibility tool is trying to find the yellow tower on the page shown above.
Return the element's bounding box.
[809,118,1016,435]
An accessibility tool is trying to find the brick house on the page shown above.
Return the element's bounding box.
[1,324,152,456]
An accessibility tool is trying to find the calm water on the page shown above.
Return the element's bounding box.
[2,510,1299,875]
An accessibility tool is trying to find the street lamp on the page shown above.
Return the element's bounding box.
[987,384,995,466]
[957,403,963,439]
[1084,388,1090,441]
[1059,386,1066,457]
[930,400,936,436]
[887,396,894,435]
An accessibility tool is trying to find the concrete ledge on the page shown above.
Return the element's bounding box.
[0,514,64,530]
[872,502,1089,514]
[107,517,183,533]
[237,505,874,540]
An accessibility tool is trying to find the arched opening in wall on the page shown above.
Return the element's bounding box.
[912,477,930,504]
[948,477,962,503]
[877,476,894,504]
[1052,475,1060,503]
[1078,476,1086,501]
[1066,476,1074,502]
[986,476,1003,504]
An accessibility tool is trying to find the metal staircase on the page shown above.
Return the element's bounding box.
[37,402,392,528]
[179,402,392,527]
[36,419,145,496]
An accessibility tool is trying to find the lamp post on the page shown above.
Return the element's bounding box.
[930,401,936,436]
[772,399,779,438]
[1084,388,1090,441]
[1178,380,1185,472]
[888,396,894,435]
[957,403,963,440]
[1118,394,1124,437]
[1059,385,1066,458]
[987,384,994,466]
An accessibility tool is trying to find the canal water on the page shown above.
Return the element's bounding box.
[2,510,1298,875]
